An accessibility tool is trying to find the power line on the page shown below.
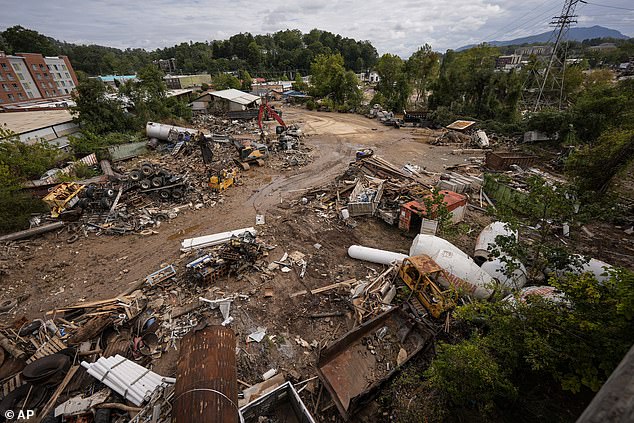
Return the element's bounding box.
[582,1,634,11]
[534,0,582,111]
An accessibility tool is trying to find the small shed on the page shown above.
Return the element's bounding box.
[399,190,467,231]
[190,89,261,114]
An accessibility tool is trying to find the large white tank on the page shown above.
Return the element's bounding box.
[410,234,470,259]
[548,256,613,283]
[347,245,408,266]
[430,249,495,299]
[474,221,517,264]
[145,122,198,141]
[481,257,527,290]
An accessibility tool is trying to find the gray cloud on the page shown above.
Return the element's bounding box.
[1,0,632,56]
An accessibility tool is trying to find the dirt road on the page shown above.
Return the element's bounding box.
[0,108,464,323]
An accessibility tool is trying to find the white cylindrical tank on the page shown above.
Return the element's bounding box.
[431,249,495,299]
[481,257,527,290]
[548,256,613,283]
[145,122,198,141]
[348,245,408,265]
[474,221,517,264]
[410,234,470,259]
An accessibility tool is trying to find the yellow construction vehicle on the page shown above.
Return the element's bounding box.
[398,255,457,318]
[43,182,85,218]
[208,168,237,191]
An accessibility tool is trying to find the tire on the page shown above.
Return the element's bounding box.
[100,197,112,209]
[85,185,96,199]
[151,177,163,188]
[140,179,151,190]
[105,188,116,198]
[159,190,170,200]
[141,164,154,176]
[171,189,183,200]
[129,169,142,181]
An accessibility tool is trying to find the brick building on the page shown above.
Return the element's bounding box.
[0,51,78,105]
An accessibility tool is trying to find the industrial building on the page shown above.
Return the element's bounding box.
[0,52,78,105]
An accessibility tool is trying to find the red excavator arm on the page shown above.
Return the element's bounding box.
[257,100,286,131]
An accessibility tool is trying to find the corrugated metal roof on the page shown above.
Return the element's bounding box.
[209,89,260,105]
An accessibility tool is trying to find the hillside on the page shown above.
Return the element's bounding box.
[458,25,629,51]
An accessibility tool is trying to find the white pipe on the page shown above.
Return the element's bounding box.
[90,361,150,401]
[82,365,145,405]
[181,227,257,252]
[104,358,164,388]
[348,245,408,265]
[108,356,170,384]
[90,361,150,402]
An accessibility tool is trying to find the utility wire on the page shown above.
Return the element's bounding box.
[582,1,634,11]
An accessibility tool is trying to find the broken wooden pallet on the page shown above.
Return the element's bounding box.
[2,373,24,397]
[26,337,66,364]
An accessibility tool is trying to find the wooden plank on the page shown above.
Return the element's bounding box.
[290,280,355,298]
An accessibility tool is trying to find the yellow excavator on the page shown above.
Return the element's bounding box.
[398,255,457,318]
[208,168,237,192]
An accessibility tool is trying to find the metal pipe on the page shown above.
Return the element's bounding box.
[347,245,407,265]
[0,221,64,243]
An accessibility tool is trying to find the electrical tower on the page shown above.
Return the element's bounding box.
[530,0,581,111]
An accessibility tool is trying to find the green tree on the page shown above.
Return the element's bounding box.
[376,53,411,112]
[71,73,135,134]
[239,69,253,92]
[309,54,362,108]
[566,128,634,193]
[428,268,634,419]
[406,44,440,107]
[213,73,241,90]
[292,72,308,92]
[120,65,175,124]
[0,128,63,233]
[1,25,58,56]
[425,337,517,417]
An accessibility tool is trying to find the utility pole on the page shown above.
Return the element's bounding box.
[533,0,581,111]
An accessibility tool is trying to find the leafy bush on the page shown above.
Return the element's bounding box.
[425,337,517,416]
[70,131,142,160]
[305,99,316,110]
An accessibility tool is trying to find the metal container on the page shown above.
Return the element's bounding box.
[485,151,538,171]
[348,245,408,265]
[145,122,197,141]
[174,326,238,423]
[474,221,518,264]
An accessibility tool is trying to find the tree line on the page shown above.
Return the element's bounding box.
[0,26,378,77]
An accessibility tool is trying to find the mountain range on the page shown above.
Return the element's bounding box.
[457,25,629,51]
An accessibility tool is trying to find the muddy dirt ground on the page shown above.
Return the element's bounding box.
[0,106,632,422]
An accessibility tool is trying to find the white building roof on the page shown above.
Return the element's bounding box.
[209,89,260,105]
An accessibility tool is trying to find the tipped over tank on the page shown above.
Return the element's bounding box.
[548,256,613,283]
[410,235,496,299]
[146,122,198,141]
[474,222,517,265]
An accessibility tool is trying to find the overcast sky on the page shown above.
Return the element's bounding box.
[2,0,632,56]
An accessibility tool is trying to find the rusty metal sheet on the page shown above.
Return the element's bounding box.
[175,326,238,423]
[317,306,433,419]
[406,255,443,274]
[446,120,476,131]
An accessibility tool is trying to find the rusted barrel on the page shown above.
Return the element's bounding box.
[174,326,238,423]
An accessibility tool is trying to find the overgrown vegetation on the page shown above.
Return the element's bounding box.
[0,26,378,77]
[0,128,66,232]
